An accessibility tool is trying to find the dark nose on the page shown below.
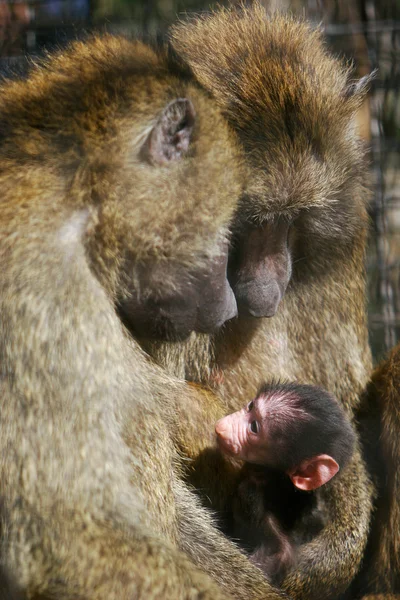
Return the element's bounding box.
[235,280,283,318]
[196,280,238,333]
[220,282,238,323]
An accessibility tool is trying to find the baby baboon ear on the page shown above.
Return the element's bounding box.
[288,454,339,491]
[144,98,196,165]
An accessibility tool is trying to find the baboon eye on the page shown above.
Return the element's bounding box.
[247,400,254,412]
[250,420,259,434]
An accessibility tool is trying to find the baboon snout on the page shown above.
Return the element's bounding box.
[215,413,243,455]
[196,280,237,333]
[194,248,238,332]
[235,280,283,318]
[228,219,292,318]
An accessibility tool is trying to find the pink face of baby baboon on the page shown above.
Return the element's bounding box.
[215,395,272,464]
[215,385,340,492]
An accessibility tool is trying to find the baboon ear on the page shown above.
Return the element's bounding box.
[144,98,196,165]
[288,454,339,491]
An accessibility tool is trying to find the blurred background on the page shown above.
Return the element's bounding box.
[1,0,399,362]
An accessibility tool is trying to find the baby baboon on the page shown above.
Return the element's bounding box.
[0,35,285,600]
[164,4,375,599]
[215,382,355,586]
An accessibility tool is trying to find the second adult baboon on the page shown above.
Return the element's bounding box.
[0,35,286,600]
[158,5,375,599]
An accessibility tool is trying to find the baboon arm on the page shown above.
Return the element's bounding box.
[12,504,233,600]
[282,449,373,600]
[355,343,400,594]
[121,363,241,520]
[359,596,400,599]
[171,381,241,511]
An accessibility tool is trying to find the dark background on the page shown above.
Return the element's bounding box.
[3,0,399,363]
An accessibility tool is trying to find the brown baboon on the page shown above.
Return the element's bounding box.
[352,343,400,596]
[159,5,375,599]
[0,35,286,600]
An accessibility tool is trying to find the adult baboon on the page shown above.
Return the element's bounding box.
[153,5,375,599]
[0,35,286,600]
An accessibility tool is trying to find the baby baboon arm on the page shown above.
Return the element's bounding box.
[281,450,373,600]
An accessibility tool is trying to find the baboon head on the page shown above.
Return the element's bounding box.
[0,36,241,341]
[170,4,372,319]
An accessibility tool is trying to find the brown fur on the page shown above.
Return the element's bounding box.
[153,5,375,599]
[353,343,400,596]
[360,597,400,600]
[0,35,287,600]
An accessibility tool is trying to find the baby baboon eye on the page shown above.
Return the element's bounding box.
[250,420,259,434]
[247,400,254,412]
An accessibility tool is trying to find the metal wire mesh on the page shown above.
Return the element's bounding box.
[1,0,398,362]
